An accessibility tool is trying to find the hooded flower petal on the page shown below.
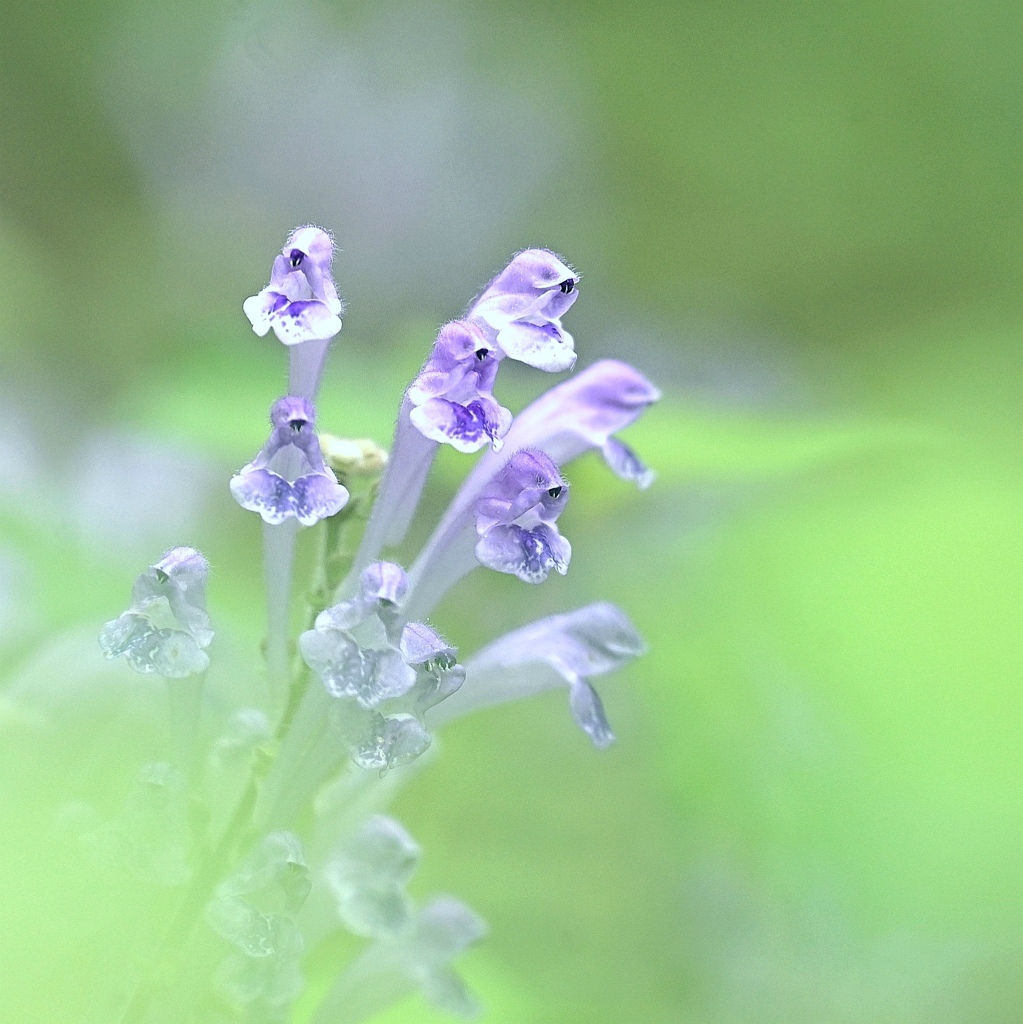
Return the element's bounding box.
[469,249,579,371]
[244,226,344,347]
[231,397,349,526]
[429,602,645,748]
[401,450,572,619]
[406,320,511,453]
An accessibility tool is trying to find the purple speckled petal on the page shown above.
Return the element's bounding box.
[230,468,295,524]
[270,300,343,346]
[474,522,571,583]
[409,397,512,454]
[243,289,289,336]
[292,472,349,526]
[494,320,576,372]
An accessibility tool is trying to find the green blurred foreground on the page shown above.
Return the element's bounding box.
[1,0,1021,1020]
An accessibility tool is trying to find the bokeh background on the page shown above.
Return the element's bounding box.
[1,0,1021,1021]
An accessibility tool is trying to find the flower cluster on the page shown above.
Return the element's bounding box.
[95,227,656,1022]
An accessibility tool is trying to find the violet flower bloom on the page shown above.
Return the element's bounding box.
[431,602,646,749]
[468,248,580,372]
[243,226,344,346]
[99,547,214,678]
[407,320,512,453]
[231,397,349,527]
[474,449,571,584]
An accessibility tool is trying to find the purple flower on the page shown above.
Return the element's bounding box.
[430,602,646,748]
[99,547,214,678]
[231,397,349,526]
[468,249,579,372]
[474,450,571,583]
[243,226,344,346]
[407,320,512,453]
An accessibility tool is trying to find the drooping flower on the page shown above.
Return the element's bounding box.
[407,320,512,453]
[99,546,214,678]
[243,226,344,346]
[470,359,660,497]
[474,449,571,583]
[468,248,580,372]
[431,602,646,748]
[231,397,349,526]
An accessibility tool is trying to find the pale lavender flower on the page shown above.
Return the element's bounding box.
[300,562,416,708]
[243,226,344,346]
[99,546,213,678]
[468,248,579,371]
[431,602,646,748]
[231,397,349,526]
[407,320,511,453]
[323,815,420,938]
[474,449,571,583]
[301,563,466,772]
[314,895,487,1023]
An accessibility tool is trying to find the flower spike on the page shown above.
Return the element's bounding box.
[243,226,343,346]
[231,397,349,526]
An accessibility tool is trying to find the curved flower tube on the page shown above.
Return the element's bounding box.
[430,602,646,748]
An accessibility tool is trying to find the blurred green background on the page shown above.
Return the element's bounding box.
[0,0,1020,1021]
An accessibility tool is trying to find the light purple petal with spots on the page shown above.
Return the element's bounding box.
[409,396,512,454]
[243,290,289,336]
[494,320,576,372]
[474,522,571,583]
[270,300,343,346]
[230,468,295,524]
[292,473,349,526]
